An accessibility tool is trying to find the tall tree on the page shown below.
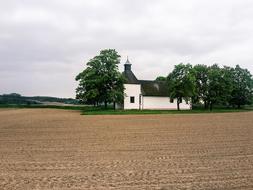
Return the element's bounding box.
[221,66,234,106]
[230,65,253,108]
[207,64,223,110]
[76,49,124,108]
[192,64,209,108]
[206,64,233,110]
[76,56,102,105]
[167,63,195,110]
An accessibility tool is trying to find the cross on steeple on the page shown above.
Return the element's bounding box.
[126,56,131,64]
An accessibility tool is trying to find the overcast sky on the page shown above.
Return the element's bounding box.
[1,0,253,98]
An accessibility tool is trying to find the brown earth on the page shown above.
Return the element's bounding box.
[0,109,253,190]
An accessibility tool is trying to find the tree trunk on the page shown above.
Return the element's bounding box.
[204,101,208,109]
[210,102,213,111]
[104,100,107,109]
[237,104,241,109]
[177,98,180,111]
[113,102,116,110]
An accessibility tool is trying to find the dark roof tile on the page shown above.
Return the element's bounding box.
[122,70,139,84]
[139,80,169,97]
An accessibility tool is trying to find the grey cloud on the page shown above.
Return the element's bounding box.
[1,0,253,97]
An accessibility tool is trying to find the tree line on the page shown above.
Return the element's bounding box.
[76,49,253,110]
[0,93,79,105]
[157,63,253,110]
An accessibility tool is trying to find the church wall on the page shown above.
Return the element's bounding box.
[142,96,191,110]
[124,84,141,110]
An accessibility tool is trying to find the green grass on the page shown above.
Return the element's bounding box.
[0,104,252,115]
[81,107,253,115]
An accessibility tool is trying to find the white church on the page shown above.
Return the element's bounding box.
[119,58,191,110]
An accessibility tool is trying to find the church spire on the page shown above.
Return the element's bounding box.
[125,56,131,64]
[124,56,132,71]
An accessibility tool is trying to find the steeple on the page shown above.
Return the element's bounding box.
[126,56,130,64]
[124,56,132,71]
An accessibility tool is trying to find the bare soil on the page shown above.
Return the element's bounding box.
[0,109,253,190]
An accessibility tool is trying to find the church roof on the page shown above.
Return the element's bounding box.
[122,69,139,84]
[122,58,169,96]
[139,80,169,97]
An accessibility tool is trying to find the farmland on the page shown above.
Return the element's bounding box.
[0,109,253,189]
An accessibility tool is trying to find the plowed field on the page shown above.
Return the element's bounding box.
[0,109,253,190]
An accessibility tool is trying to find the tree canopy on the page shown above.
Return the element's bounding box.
[167,63,196,110]
[230,65,253,108]
[155,76,167,82]
[76,49,124,108]
[192,64,209,108]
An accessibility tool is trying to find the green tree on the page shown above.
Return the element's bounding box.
[76,49,124,109]
[206,64,233,110]
[167,63,195,110]
[76,56,101,105]
[230,65,253,108]
[207,65,223,110]
[221,66,234,106]
[155,76,166,81]
[192,64,209,108]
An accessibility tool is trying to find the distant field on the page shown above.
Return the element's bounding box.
[0,109,253,189]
